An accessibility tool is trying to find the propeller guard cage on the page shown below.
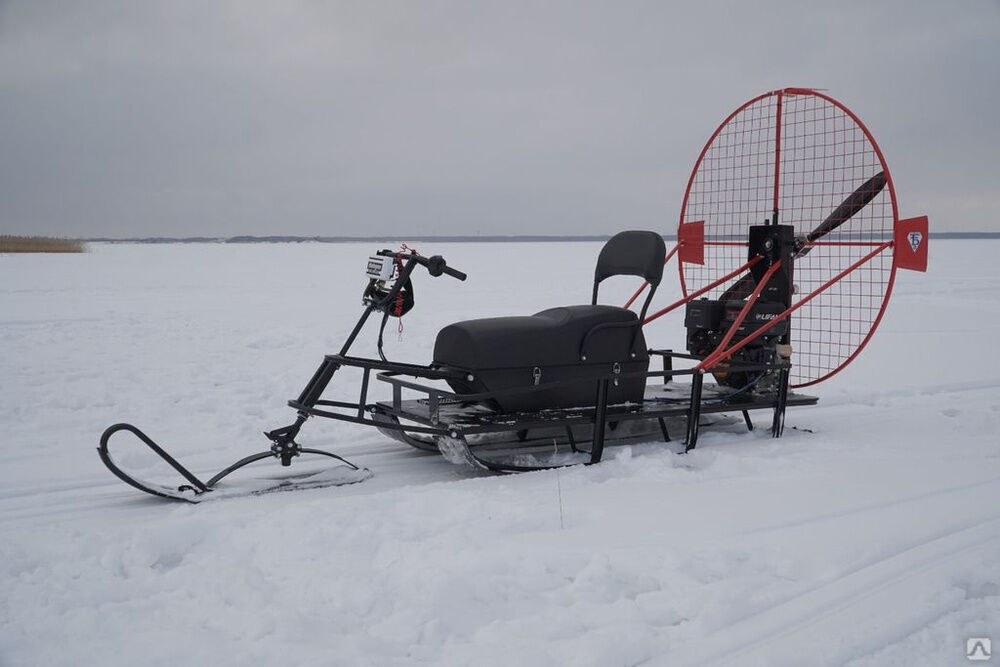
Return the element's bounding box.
[675,88,927,387]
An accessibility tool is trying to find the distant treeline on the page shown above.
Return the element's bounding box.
[1,236,86,253]
[83,232,1000,244]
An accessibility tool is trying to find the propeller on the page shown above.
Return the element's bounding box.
[718,171,886,300]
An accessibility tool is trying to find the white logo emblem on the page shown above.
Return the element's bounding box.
[907,231,923,253]
[967,637,991,661]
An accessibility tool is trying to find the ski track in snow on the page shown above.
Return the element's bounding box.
[1,241,999,666]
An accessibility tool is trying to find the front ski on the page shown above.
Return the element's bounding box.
[99,423,371,503]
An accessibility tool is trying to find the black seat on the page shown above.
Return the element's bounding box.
[433,231,666,412]
[434,304,639,370]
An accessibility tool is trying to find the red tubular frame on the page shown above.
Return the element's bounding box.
[772,90,783,217]
[804,241,888,247]
[696,260,784,371]
[623,242,679,310]
[642,256,762,326]
[697,242,892,372]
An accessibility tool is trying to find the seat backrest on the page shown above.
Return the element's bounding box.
[594,230,666,288]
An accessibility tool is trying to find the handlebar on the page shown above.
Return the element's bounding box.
[376,249,467,281]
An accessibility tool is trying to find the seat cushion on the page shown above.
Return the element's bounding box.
[433,305,641,370]
[433,305,648,412]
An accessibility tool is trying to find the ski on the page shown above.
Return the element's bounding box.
[99,423,371,503]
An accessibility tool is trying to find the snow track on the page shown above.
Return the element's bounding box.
[688,494,1000,665]
[2,241,998,665]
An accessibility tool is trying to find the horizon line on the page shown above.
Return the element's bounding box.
[75,231,1000,244]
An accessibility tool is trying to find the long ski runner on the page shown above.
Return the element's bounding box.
[99,423,371,503]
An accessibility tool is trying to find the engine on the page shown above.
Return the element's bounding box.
[684,298,789,392]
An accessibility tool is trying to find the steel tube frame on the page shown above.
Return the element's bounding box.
[286,347,804,456]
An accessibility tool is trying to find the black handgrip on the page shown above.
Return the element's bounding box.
[426,255,466,280]
[443,265,467,281]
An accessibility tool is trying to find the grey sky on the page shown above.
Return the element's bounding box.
[1,1,997,237]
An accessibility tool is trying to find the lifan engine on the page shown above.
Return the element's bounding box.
[685,298,788,391]
[684,223,796,393]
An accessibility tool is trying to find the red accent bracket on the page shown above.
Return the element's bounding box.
[678,221,705,265]
[894,216,929,272]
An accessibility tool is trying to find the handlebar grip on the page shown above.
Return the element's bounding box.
[427,255,467,280]
[443,265,467,281]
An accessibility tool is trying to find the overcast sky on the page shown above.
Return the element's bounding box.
[1,1,997,237]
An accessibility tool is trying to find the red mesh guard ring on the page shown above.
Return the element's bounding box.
[678,89,898,387]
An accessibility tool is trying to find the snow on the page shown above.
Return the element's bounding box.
[2,240,999,665]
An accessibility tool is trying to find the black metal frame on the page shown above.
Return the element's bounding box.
[277,347,807,471]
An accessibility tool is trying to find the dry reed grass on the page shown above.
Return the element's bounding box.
[0,236,86,253]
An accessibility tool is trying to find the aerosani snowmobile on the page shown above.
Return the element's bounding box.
[100,88,930,502]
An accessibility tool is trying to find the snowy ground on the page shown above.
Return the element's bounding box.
[2,240,998,666]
